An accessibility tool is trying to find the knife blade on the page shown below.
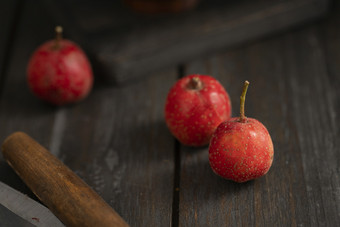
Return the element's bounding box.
[0,203,35,227]
[0,182,64,226]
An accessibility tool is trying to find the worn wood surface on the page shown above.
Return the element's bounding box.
[43,0,329,84]
[0,0,339,226]
[179,25,340,226]
[2,132,128,227]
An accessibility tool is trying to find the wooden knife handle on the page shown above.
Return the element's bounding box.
[1,132,129,227]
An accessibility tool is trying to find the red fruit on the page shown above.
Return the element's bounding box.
[27,26,93,105]
[165,74,231,147]
[209,81,274,182]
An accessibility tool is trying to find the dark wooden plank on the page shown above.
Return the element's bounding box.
[318,6,340,225]
[178,16,339,226]
[0,1,58,197]
[280,26,339,226]
[294,4,340,225]
[0,1,19,90]
[43,0,329,84]
[54,72,177,226]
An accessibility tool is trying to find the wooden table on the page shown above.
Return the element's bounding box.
[0,1,339,226]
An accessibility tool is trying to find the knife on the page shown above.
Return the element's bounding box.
[1,132,129,227]
[0,181,64,226]
[0,203,35,227]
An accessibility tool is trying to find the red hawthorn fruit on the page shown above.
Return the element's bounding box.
[27,26,93,105]
[164,74,231,147]
[209,81,274,182]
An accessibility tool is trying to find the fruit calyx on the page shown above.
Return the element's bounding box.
[187,77,203,90]
[54,26,63,50]
[239,80,250,123]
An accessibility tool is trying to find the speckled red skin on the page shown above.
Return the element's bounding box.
[209,117,274,182]
[165,74,231,147]
[27,39,93,105]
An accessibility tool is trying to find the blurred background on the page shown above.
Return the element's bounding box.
[40,0,330,85]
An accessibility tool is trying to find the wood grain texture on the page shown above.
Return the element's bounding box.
[0,0,58,146]
[54,71,178,227]
[177,14,340,226]
[0,1,58,196]
[43,0,329,84]
[2,132,128,227]
[319,7,340,225]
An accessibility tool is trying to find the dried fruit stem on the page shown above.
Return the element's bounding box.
[55,26,63,49]
[239,80,250,122]
[187,77,203,90]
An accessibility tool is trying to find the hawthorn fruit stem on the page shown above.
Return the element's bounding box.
[239,80,250,122]
[55,26,63,49]
[187,77,203,90]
